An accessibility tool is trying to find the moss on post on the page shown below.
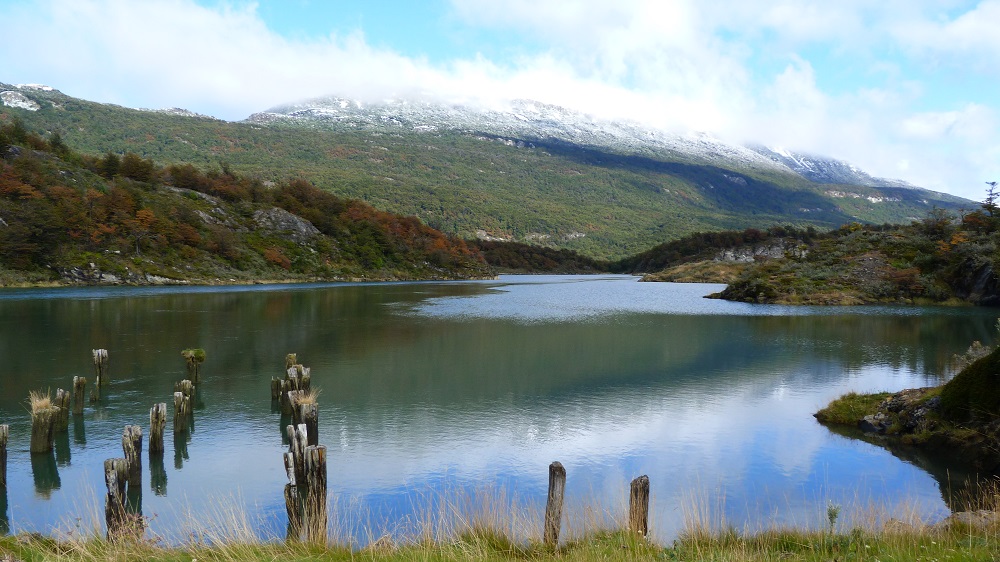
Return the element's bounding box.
[180,349,206,384]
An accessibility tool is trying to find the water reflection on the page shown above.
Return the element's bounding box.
[0,486,8,535]
[173,432,190,470]
[150,453,167,496]
[54,431,71,467]
[0,276,997,542]
[72,415,86,446]
[30,452,60,498]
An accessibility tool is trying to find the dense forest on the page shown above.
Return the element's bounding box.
[0,119,491,285]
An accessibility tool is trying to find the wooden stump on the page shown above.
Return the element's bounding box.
[149,403,166,453]
[0,424,8,489]
[304,445,328,544]
[93,349,109,386]
[72,376,87,414]
[544,461,566,547]
[628,475,650,537]
[288,391,304,426]
[30,402,58,454]
[271,377,282,400]
[300,403,319,447]
[174,379,194,398]
[104,457,128,539]
[122,425,143,488]
[285,353,297,370]
[173,392,190,433]
[54,389,71,432]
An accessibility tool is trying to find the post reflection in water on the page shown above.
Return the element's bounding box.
[150,453,167,496]
[173,431,189,470]
[30,452,60,499]
[54,431,71,467]
[0,487,8,535]
[72,415,86,446]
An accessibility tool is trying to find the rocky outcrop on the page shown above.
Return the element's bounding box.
[951,259,1000,306]
[252,208,320,244]
[58,263,187,285]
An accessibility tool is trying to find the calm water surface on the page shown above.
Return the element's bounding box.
[0,275,997,543]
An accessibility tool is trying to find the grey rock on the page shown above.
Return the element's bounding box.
[252,207,320,244]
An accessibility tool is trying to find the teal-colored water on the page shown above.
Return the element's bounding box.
[0,275,995,543]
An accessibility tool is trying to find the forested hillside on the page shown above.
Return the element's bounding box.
[0,120,490,285]
[0,83,971,259]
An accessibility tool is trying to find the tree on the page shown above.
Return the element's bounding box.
[986,181,999,217]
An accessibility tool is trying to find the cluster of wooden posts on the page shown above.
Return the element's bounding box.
[0,349,655,546]
[273,354,328,543]
[8,348,206,540]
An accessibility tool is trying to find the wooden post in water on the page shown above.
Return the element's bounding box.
[300,402,319,447]
[628,475,650,537]
[0,424,7,489]
[54,389,71,432]
[270,378,282,400]
[543,461,566,547]
[149,404,166,453]
[283,451,303,540]
[180,349,206,384]
[104,458,128,539]
[29,391,58,454]
[304,445,328,544]
[173,392,190,433]
[122,426,143,488]
[93,349,109,386]
[288,391,304,426]
[72,376,87,414]
[285,353,297,370]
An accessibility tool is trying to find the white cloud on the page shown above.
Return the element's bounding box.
[2,0,998,198]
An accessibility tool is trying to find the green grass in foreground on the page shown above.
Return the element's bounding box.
[3,523,1000,561]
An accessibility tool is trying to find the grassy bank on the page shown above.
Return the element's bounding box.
[2,517,999,561]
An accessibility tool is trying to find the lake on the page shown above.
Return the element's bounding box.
[0,274,996,544]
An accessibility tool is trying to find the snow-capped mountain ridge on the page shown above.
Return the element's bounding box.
[249,96,910,188]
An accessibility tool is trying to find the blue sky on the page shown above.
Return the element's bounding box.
[0,0,998,200]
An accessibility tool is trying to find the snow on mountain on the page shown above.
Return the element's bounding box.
[249,95,917,188]
[750,145,915,188]
[247,97,798,176]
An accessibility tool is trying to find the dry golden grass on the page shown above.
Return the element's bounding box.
[28,389,53,413]
[297,388,321,405]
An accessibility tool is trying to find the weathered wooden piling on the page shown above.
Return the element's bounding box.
[283,451,303,540]
[0,425,8,489]
[288,390,303,425]
[628,475,650,537]
[285,353,297,370]
[300,403,319,447]
[174,379,194,398]
[271,377,282,400]
[104,457,128,539]
[543,461,566,547]
[29,391,58,454]
[287,423,308,486]
[181,348,206,384]
[149,403,166,453]
[54,389,71,432]
[173,392,190,433]
[304,445,328,544]
[93,349,109,386]
[122,425,143,488]
[72,376,87,414]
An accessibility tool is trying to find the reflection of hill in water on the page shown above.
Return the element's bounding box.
[822,423,988,512]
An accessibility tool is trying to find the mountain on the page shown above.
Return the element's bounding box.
[0,82,972,259]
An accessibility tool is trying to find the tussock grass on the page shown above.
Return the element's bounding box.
[28,389,53,413]
[297,388,321,406]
